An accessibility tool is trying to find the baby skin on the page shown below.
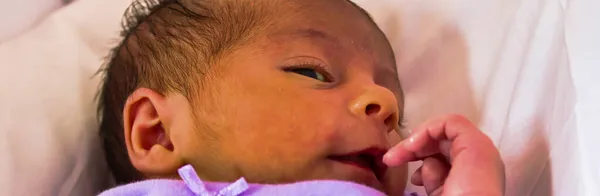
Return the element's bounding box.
[98,0,504,195]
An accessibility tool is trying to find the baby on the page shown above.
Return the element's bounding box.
[97,0,505,196]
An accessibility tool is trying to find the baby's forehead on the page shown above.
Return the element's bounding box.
[241,24,402,95]
[258,23,397,73]
[130,0,396,81]
[253,5,402,97]
[267,2,393,56]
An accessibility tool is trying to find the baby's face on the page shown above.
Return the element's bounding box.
[171,1,406,194]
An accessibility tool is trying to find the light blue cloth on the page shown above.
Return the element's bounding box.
[99,165,419,196]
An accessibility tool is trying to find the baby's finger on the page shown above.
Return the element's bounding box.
[421,155,449,196]
[383,140,440,166]
[384,115,475,166]
[410,166,423,186]
[383,142,418,166]
[383,117,447,166]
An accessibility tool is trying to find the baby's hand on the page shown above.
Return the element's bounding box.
[383,115,505,196]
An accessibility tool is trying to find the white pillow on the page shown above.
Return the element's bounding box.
[0,0,130,195]
[0,0,64,42]
[1,0,598,195]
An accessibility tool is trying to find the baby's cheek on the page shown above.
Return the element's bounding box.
[289,115,337,150]
[387,131,404,146]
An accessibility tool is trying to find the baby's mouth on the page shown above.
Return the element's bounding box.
[328,147,388,182]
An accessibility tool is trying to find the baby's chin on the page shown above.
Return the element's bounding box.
[381,165,409,196]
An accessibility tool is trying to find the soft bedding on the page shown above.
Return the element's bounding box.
[0,0,65,42]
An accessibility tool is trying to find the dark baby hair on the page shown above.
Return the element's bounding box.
[97,0,379,185]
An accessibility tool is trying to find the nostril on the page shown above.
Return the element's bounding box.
[365,104,381,116]
[364,103,397,131]
[384,114,397,130]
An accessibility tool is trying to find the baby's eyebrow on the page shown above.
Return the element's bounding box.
[270,28,340,46]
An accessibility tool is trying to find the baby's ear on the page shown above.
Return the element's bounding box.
[123,88,184,178]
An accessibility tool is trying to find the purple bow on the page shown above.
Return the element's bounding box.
[178,165,250,196]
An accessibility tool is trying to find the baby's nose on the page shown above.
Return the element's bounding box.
[349,85,399,132]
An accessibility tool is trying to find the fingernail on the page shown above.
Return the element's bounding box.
[383,147,398,166]
[382,153,393,165]
[383,151,392,160]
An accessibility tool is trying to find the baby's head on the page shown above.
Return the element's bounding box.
[99,0,407,194]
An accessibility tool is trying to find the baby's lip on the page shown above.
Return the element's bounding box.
[328,147,388,182]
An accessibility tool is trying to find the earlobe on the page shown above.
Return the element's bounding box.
[123,88,184,178]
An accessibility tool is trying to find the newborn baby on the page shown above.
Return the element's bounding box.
[97,0,504,195]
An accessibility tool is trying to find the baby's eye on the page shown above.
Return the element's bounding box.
[286,67,332,82]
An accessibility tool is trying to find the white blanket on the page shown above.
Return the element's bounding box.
[0,0,64,42]
[0,0,598,195]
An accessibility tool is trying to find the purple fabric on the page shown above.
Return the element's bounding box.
[99,165,419,196]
